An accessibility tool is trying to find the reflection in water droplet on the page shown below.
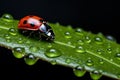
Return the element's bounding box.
[76,46,85,53]
[77,39,84,45]
[90,70,102,80]
[94,37,103,44]
[9,28,17,36]
[64,32,72,39]
[24,54,38,65]
[86,59,93,66]
[116,53,120,60]
[75,28,84,35]
[73,66,86,77]
[45,48,62,58]
[29,46,39,53]
[12,47,25,58]
[84,36,91,43]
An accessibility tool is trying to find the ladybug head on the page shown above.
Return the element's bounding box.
[39,23,55,41]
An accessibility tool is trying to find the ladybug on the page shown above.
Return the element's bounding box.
[18,15,55,41]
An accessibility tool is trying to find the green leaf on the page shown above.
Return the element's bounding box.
[0,14,120,80]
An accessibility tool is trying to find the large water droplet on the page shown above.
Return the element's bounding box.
[75,28,84,35]
[106,35,116,42]
[1,14,13,22]
[29,46,39,53]
[9,28,17,36]
[90,70,102,80]
[64,32,72,39]
[73,66,86,77]
[86,59,93,66]
[12,47,25,58]
[45,48,62,58]
[24,54,38,65]
[94,37,103,44]
[116,53,120,60]
[76,46,85,53]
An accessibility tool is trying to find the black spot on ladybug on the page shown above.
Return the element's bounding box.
[39,19,43,22]
[23,20,27,24]
[30,23,35,27]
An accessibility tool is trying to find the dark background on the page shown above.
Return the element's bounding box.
[0,0,117,80]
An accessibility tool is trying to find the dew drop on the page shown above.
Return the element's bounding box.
[76,46,85,53]
[9,28,17,36]
[90,70,102,80]
[116,53,120,60]
[1,14,13,22]
[18,38,23,44]
[106,35,116,42]
[65,58,72,64]
[106,48,112,53]
[45,48,62,58]
[99,59,104,64]
[97,49,102,55]
[64,32,72,39]
[77,39,84,45]
[12,47,25,58]
[84,36,91,43]
[50,60,57,65]
[94,37,103,44]
[73,66,86,77]
[86,59,93,66]
[24,54,38,65]
[75,28,84,35]
[4,34,10,39]
[29,46,39,53]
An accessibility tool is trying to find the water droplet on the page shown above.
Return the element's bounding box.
[77,39,84,45]
[9,28,17,36]
[84,36,91,43]
[18,38,23,44]
[116,53,120,60]
[107,48,112,53]
[99,59,104,64]
[76,46,85,53]
[106,35,116,42]
[1,14,13,22]
[75,28,84,35]
[12,47,25,58]
[45,48,62,58]
[90,70,102,80]
[94,37,103,44]
[24,54,38,65]
[73,66,86,77]
[4,34,10,39]
[50,60,57,65]
[29,46,39,53]
[47,43,52,48]
[65,58,72,64]
[97,49,102,54]
[86,59,93,66]
[64,32,72,39]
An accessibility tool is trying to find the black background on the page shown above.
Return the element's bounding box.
[0,0,117,80]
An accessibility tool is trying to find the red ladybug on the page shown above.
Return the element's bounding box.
[18,15,55,41]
